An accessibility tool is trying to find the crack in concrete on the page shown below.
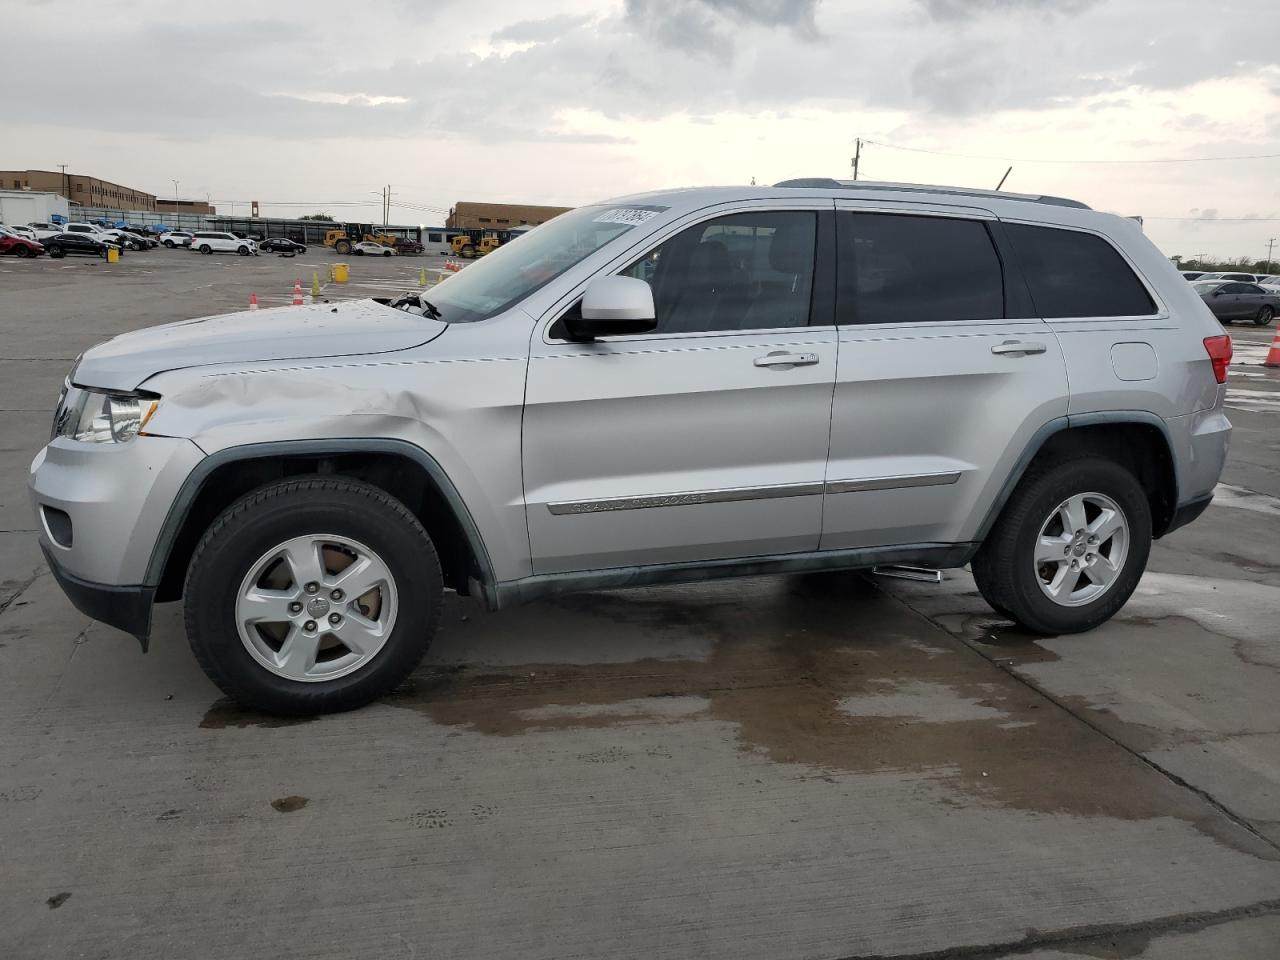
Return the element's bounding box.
[0,570,42,618]
[835,895,1280,959]
[879,589,1280,860]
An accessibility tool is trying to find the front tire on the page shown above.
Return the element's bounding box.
[971,457,1151,635]
[238,245,250,256]
[1255,306,1274,327]
[184,478,443,715]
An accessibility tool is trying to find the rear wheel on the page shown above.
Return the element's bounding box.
[14,246,31,258]
[164,240,175,248]
[184,478,442,715]
[47,244,64,258]
[1255,306,1274,327]
[199,244,212,254]
[462,245,475,258]
[971,457,1150,635]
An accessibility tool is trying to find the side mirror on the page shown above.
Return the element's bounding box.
[564,276,657,341]
[1212,290,1225,297]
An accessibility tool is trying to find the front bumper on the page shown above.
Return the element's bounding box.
[29,436,204,584]
[42,543,155,648]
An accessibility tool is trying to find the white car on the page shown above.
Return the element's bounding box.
[28,222,66,241]
[189,231,258,256]
[2,224,37,241]
[160,231,193,248]
[352,241,396,257]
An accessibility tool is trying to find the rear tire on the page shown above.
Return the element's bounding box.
[48,244,64,258]
[164,240,175,248]
[1255,306,1274,327]
[184,478,442,715]
[14,246,31,258]
[200,244,212,254]
[971,457,1151,635]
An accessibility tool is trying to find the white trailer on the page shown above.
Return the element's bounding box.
[0,190,70,229]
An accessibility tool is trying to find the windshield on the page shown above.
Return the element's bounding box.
[424,203,666,324]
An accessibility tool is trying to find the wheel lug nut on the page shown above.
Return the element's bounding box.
[1085,553,1094,561]
[328,613,341,625]
[304,582,319,594]
[288,601,303,614]
[303,620,317,632]
[1063,546,1071,555]
[1070,560,1078,568]
[330,589,343,601]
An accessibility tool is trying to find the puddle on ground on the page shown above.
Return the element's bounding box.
[200,698,314,729]
[270,795,309,813]
[383,572,1274,857]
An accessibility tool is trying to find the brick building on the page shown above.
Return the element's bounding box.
[0,169,157,211]
[156,198,216,215]
[446,201,571,230]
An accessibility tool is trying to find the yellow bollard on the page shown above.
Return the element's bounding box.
[332,263,350,283]
[106,247,120,263]
[419,266,428,287]
[311,271,321,297]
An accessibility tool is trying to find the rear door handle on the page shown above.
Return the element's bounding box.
[754,351,819,367]
[990,340,1047,357]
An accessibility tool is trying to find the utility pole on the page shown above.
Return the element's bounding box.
[1266,237,1277,273]
[1196,252,1208,268]
[851,139,861,181]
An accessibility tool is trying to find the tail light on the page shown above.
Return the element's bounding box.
[1203,335,1232,384]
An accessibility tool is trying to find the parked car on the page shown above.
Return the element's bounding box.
[160,231,194,248]
[231,232,261,253]
[2,224,38,241]
[99,229,150,251]
[30,179,1232,715]
[1179,270,1208,281]
[259,238,307,255]
[189,231,257,256]
[1195,272,1259,283]
[28,222,65,241]
[352,240,396,256]
[1193,280,1278,325]
[1253,274,1280,286]
[0,228,45,258]
[41,233,112,259]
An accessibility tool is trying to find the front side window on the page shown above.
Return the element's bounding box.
[1005,223,1156,318]
[424,203,665,324]
[836,213,1004,324]
[620,211,816,334]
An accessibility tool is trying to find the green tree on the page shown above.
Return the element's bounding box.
[298,213,335,221]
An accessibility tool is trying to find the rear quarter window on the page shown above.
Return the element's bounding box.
[1004,223,1156,318]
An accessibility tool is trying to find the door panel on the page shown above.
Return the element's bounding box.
[523,207,836,575]
[821,206,1070,550]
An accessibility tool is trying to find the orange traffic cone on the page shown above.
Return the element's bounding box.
[1265,328,1280,368]
[291,280,304,306]
[248,293,258,311]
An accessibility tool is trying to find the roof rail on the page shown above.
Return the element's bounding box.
[772,178,1090,210]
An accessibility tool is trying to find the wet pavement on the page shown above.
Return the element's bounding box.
[2,254,1279,958]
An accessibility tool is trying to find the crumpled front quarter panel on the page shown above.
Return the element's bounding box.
[142,312,535,581]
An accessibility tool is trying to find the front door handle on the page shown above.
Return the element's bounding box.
[990,340,1047,357]
[754,351,819,368]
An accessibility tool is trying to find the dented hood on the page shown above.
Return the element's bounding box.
[73,299,447,391]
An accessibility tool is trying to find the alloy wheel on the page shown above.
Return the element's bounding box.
[1032,491,1130,607]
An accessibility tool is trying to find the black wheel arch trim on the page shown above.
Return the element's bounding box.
[975,410,1181,543]
[143,438,498,602]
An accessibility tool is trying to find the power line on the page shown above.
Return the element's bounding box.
[861,138,1280,165]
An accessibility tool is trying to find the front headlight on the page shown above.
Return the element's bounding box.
[52,386,159,443]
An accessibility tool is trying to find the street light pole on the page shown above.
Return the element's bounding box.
[1266,237,1277,273]
[171,179,179,226]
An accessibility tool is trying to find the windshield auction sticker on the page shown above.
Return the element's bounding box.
[593,208,664,226]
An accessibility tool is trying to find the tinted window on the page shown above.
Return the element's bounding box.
[1006,223,1156,318]
[621,211,816,334]
[836,213,1003,324]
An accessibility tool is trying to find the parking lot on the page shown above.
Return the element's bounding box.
[2,249,1280,958]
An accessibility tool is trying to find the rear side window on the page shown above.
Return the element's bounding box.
[836,213,1004,324]
[1004,223,1155,318]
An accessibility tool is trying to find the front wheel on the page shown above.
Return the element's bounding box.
[47,244,64,258]
[1254,306,1274,327]
[14,246,31,258]
[383,249,393,257]
[184,478,442,715]
[238,246,250,256]
[971,457,1151,635]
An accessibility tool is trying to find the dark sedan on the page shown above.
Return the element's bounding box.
[1194,280,1279,326]
[42,233,113,259]
[259,237,307,255]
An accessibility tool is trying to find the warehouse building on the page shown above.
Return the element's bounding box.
[446,201,571,230]
[0,169,159,212]
[0,189,69,226]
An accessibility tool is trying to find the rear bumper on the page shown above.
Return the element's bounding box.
[42,543,153,649]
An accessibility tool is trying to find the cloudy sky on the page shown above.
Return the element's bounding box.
[8,0,1280,262]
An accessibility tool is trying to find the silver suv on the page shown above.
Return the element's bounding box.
[29,180,1233,714]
